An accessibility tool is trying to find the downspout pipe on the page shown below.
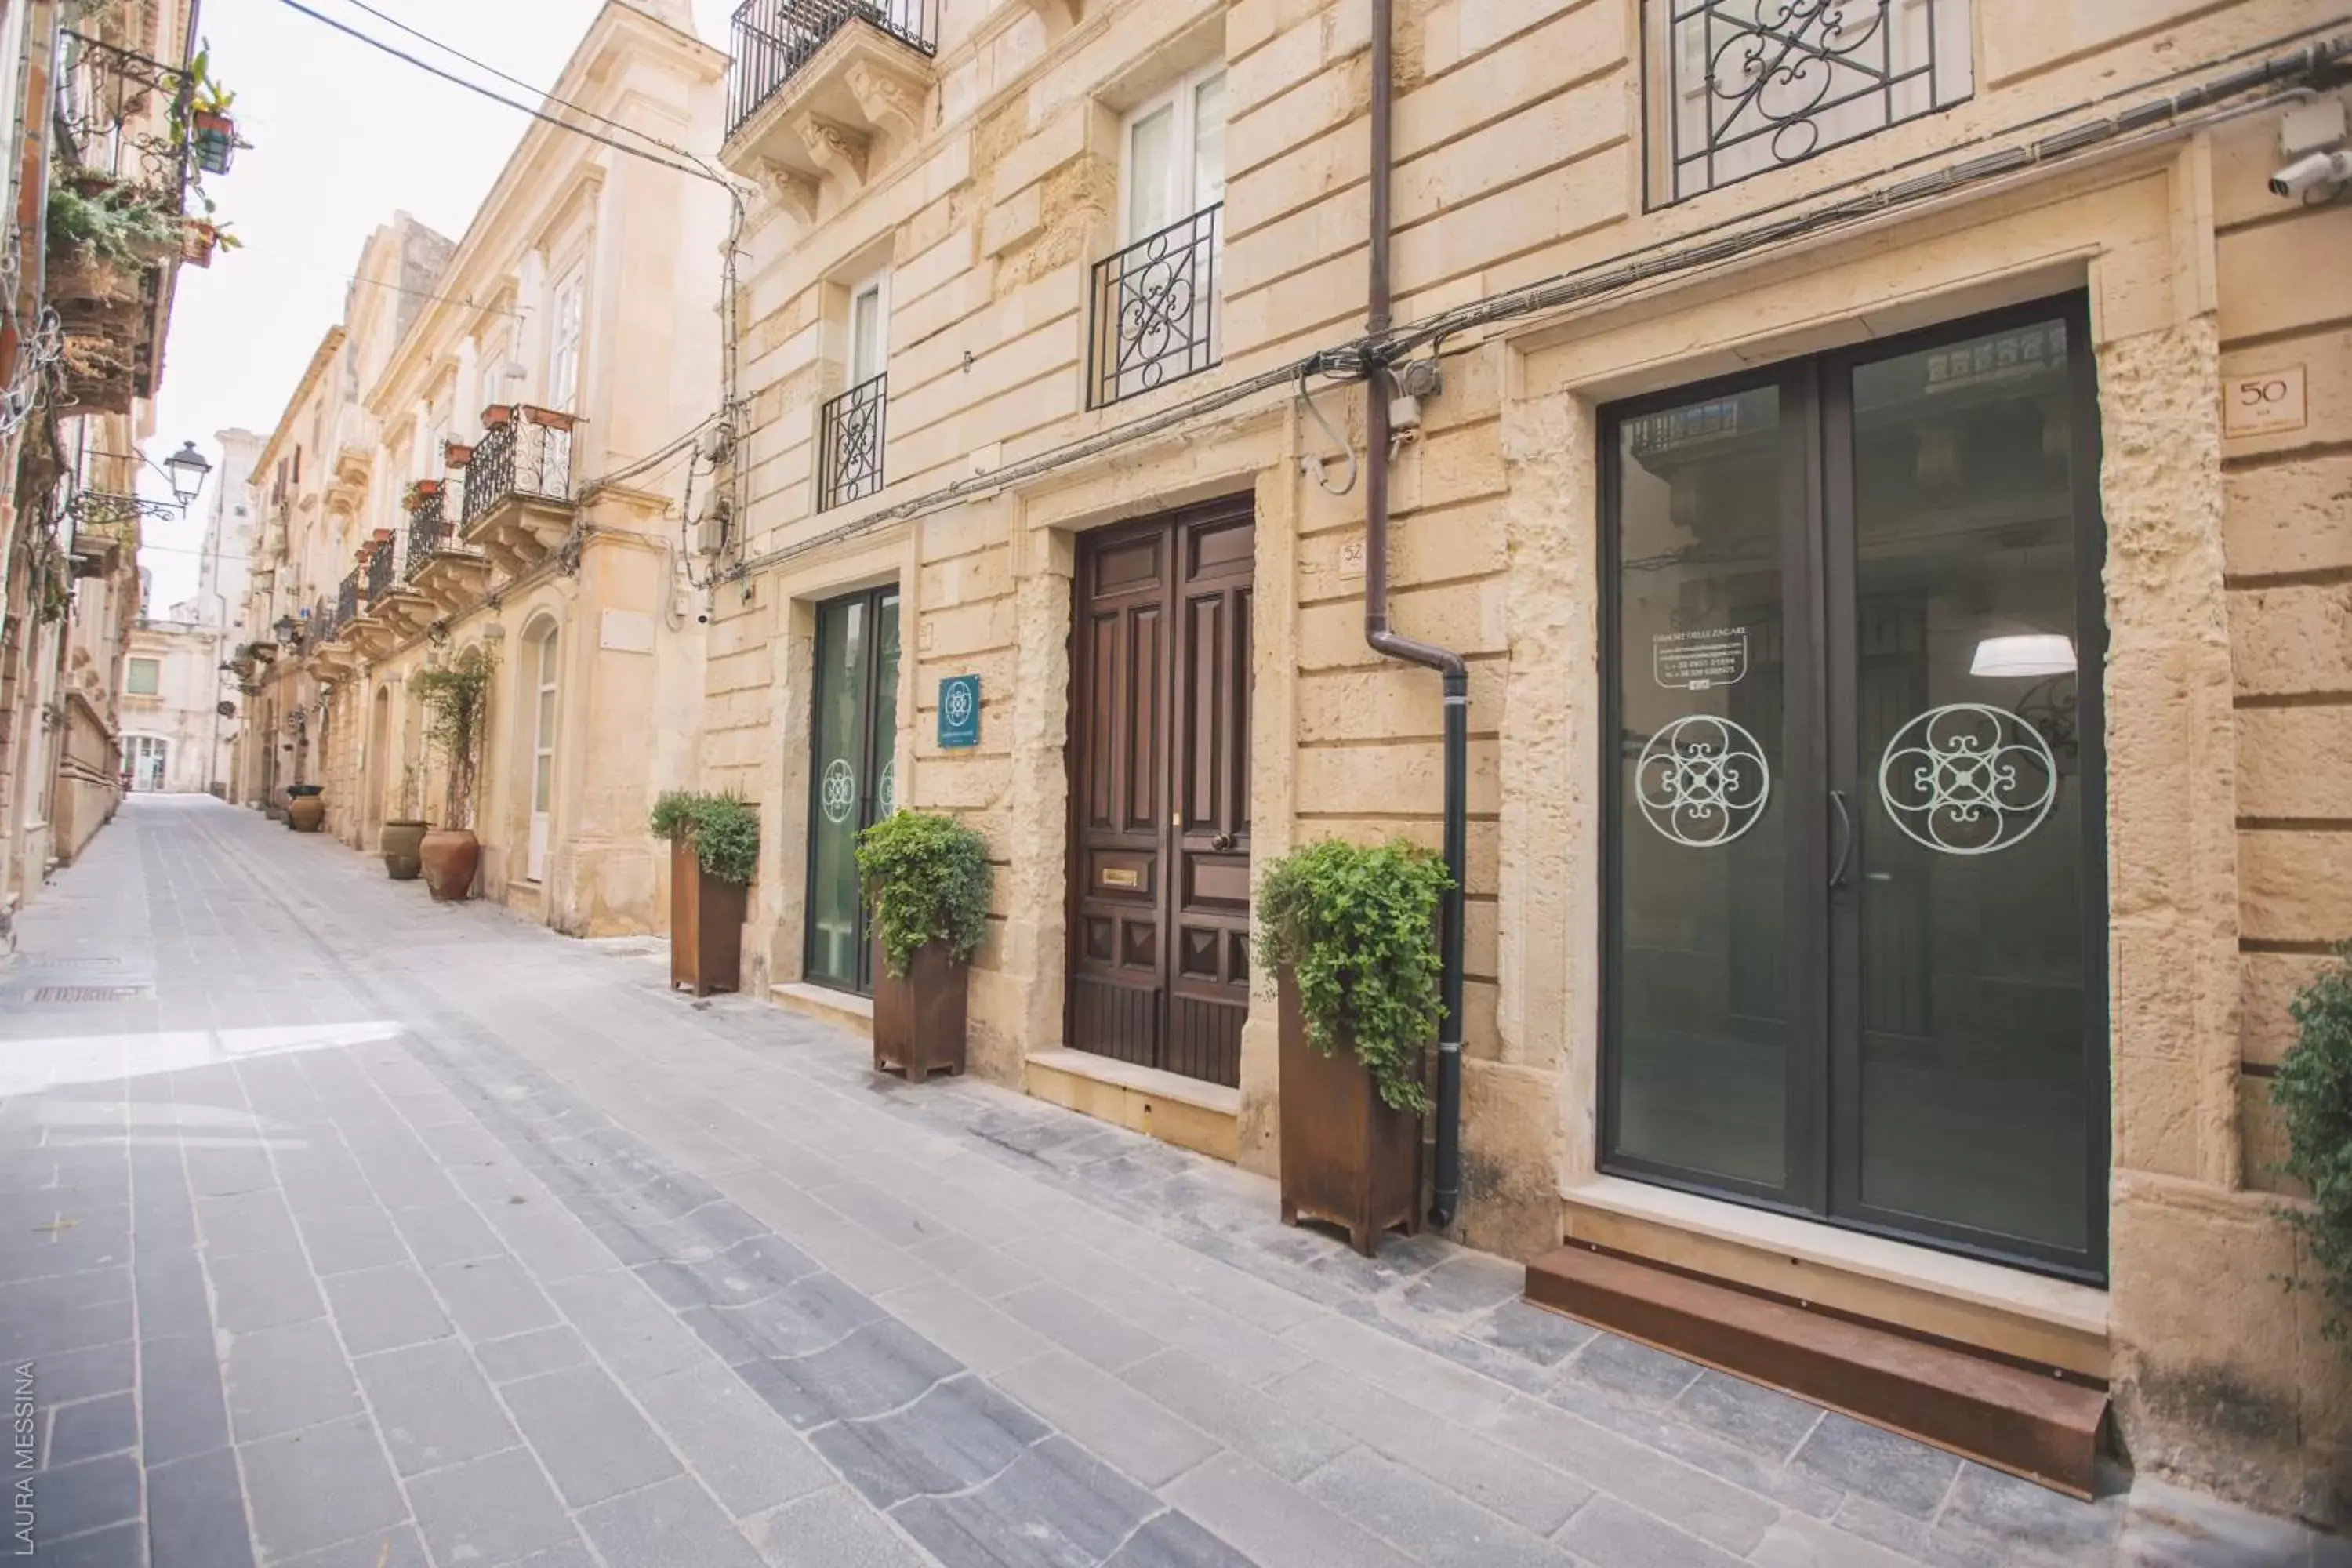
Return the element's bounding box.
[1363,0,1468,1233]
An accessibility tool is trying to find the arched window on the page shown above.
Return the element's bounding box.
[525,621,559,881]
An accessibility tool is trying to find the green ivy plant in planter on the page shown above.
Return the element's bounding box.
[2274,946,2352,1350]
[649,790,757,996]
[1254,836,1453,1256]
[855,811,991,1080]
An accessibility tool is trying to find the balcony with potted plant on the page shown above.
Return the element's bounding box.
[47,29,249,412]
[402,472,489,617]
[457,404,576,572]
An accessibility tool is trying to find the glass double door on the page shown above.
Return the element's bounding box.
[1602,297,2107,1281]
[805,587,900,996]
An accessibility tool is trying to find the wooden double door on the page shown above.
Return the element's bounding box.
[1068,501,1254,1087]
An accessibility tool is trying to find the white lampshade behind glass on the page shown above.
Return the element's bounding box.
[1969,634,2076,678]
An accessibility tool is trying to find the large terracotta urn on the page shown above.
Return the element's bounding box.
[419,829,480,902]
[380,819,428,880]
[285,786,325,833]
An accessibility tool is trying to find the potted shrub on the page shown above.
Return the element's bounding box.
[381,764,427,882]
[412,647,492,902]
[2274,947,2352,1349]
[648,790,757,996]
[855,811,990,1080]
[1254,837,1451,1257]
[285,782,325,833]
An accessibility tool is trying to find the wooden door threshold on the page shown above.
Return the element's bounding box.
[1524,1243,2109,1498]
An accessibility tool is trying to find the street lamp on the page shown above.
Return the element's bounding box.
[67,439,216,528]
[162,441,212,507]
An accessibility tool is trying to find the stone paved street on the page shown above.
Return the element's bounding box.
[0,797,2336,1567]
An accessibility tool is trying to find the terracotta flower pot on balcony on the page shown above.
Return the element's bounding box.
[1277,970,1422,1258]
[380,818,427,880]
[419,828,479,902]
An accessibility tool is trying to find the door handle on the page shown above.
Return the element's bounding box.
[1828,789,1853,890]
[1210,831,1235,851]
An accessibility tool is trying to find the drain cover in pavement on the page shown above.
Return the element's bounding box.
[27,985,148,1003]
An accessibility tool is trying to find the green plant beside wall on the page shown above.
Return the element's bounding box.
[412,648,492,830]
[46,176,180,270]
[1254,837,1453,1114]
[855,811,991,979]
[2274,945,2352,1352]
[649,791,759,885]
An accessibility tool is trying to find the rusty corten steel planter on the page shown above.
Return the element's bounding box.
[872,939,967,1081]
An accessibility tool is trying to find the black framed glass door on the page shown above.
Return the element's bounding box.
[805,586,900,996]
[1601,296,2108,1282]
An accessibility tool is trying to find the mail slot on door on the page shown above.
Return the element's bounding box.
[1101,867,1141,889]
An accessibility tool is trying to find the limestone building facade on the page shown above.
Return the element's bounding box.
[702,0,2352,1521]
[120,608,224,793]
[233,0,729,937]
[0,0,213,942]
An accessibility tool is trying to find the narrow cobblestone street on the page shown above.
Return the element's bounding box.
[0,797,2332,1567]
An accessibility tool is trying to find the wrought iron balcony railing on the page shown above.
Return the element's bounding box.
[332,575,358,637]
[727,0,938,142]
[816,373,887,512]
[460,410,574,531]
[1087,205,1221,411]
[365,539,394,607]
[405,488,446,580]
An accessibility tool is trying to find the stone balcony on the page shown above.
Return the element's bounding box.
[719,0,938,224]
[459,405,577,574]
[401,478,492,620]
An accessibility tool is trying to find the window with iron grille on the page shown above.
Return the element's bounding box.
[815,272,890,512]
[1647,0,1972,208]
[1090,67,1226,409]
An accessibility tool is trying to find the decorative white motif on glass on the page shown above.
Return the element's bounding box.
[1877,702,2057,856]
[1635,714,1772,847]
[819,757,857,825]
[877,758,895,816]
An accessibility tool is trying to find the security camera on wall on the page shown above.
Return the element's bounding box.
[2271,96,2350,201]
[2270,149,2351,200]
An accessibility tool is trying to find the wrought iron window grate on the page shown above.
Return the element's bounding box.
[728,0,939,142]
[1651,0,1973,207]
[405,489,446,580]
[817,373,887,512]
[1088,204,1221,411]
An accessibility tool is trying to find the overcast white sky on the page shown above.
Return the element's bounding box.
[137,0,736,611]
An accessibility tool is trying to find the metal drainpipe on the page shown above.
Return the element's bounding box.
[1363,0,1468,1232]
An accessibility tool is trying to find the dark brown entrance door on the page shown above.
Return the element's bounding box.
[1069,499,1254,1087]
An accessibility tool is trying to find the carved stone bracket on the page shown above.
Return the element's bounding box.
[754,158,819,225]
[1022,0,1080,27]
[845,60,923,147]
[796,114,870,196]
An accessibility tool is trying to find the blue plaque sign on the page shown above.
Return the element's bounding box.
[938,675,981,749]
